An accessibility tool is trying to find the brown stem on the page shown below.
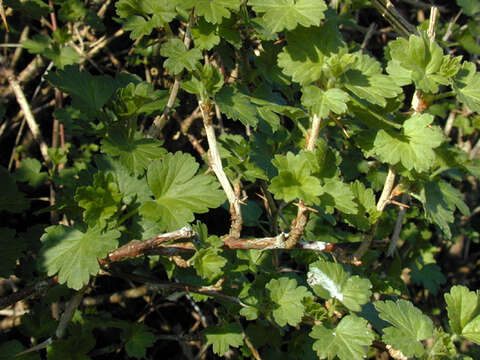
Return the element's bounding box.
[102,227,197,264]
[200,101,243,238]
[3,68,50,163]
[287,113,323,248]
[0,277,57,310]
[352,166,396,262]
[370,0,418,38]
[147,13,193,138]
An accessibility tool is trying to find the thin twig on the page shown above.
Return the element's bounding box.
[361,23,377,51]
[199,101,243,238]
[443,10,462,42]
[387,194,408,257]
[352,166,396,262]
[4,68,50,163]
[56,287,86,339]
[0,277,57,310]
[102,227,197,264]
[16,287,87,356]
[147,14,193,138]
[287,113,323,248]
[427,7,439,42]
[444,110,456,136]
[242,326,263,360]
[370,0,418,38]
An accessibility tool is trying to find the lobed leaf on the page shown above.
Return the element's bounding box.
[307,259,371,311]
[445,285,480,343]
[420,179,470,238]
[269,152,324,204]
[204,323,244,355]
[266,277,311,327]
[40,225,120,290]
[374,299,434,358]
[160,38,202,75]
[139,152,226,231]
[373,113,444,172]
[248,0,326,33]
[310,315,375,360]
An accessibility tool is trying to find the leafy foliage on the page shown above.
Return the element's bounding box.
[2,1,480,359]
[310,315,375,360]
[204,322,243,355]
[40,225,120,290]
[248,0,327,33]
[307,259,372,311]
[374,299,434,357]
[139,152,226,231]
[373,113,444,172]
[266,277,311,326]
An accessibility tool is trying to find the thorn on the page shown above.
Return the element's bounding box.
[292,202,319,213]
[390,200,410,208]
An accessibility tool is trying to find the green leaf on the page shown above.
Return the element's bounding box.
[0,228,26,278]
[343,180,381,231]
[14,158,48,187]
[123,15,155,39]
[320,179,358,214]
[373,113,444,172]
[216,87,260,127]
[74,172,122,228]
[301,86,349,118]
[139,152,226,231]
[453,61,480,112]
[204,323,244,355]
[427,328,458,359]
[160,38,202,75]
[4,0,51,20]
[278,23,345,85]
[266,277,310,327]
[58,0,87,22]
[46,65,117,116]
[310,315,375,360]
[189,0,241,24]
[420,179,470,238]
[191,18,220,50]
[307,259,371,311]
[110,82,169,120]
[387,34,448,93]
[462,315,480,344]
[95,155,152,205]
[39,225,120,290]
[457,0,480,16]
[0,340,40,360]
[343,53,402,107]
[269,152,324,204]
[44,45,82,70]
[445,285,480,337]
[182,63,224,101]
[122,323,156,359]
[116,0,176,18]
[248,0,327,33]
[190,248,227,280]
[22,34,52,54]
[0,166,30,213]
[101,127,166,176]
[410,262,446,295]
[374,299,434,358]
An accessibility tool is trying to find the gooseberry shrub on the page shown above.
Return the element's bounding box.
[1,0,480,359]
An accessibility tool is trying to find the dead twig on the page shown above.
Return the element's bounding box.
[3,67,50,163]
[147,14,193,138]
[200,101,243,238]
